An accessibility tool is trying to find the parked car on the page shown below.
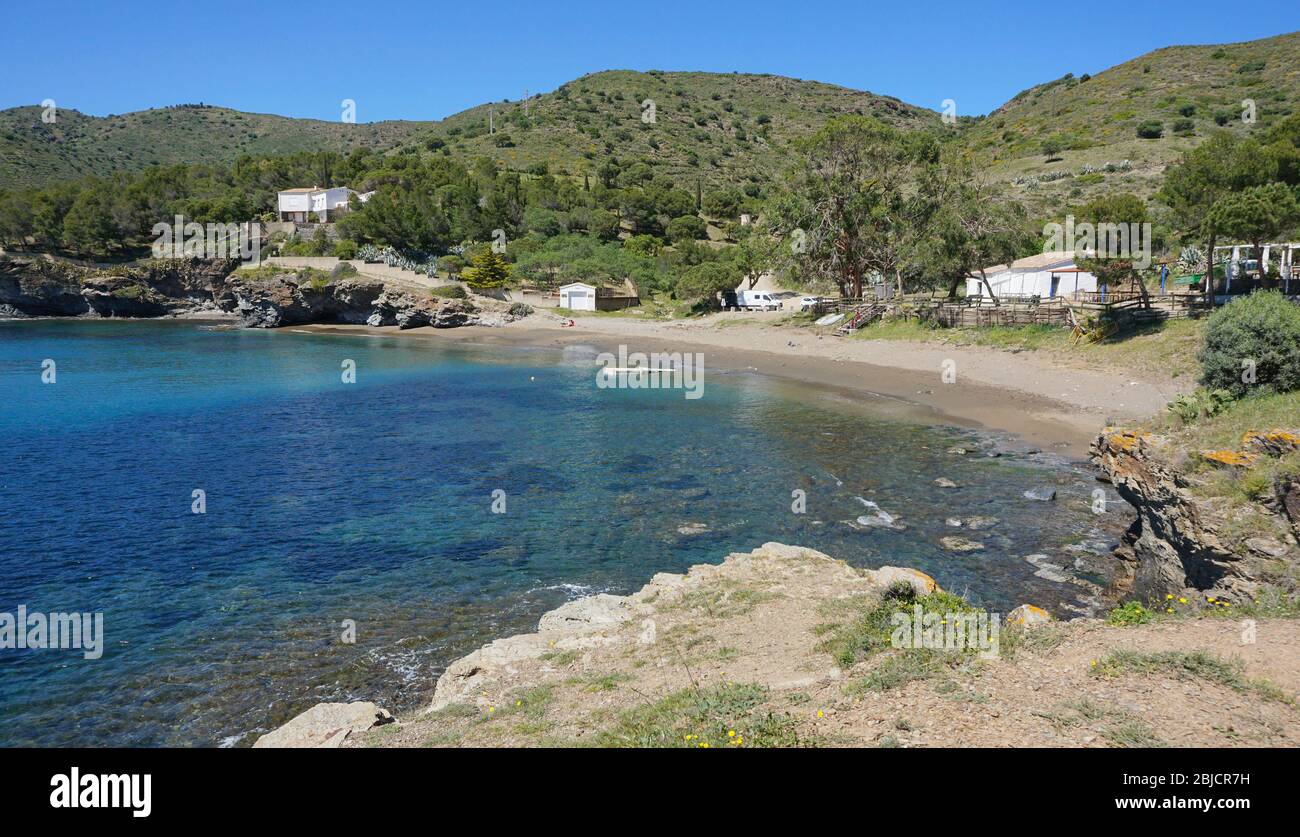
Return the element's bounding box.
[798,296,823,311]
[737,290,781,311]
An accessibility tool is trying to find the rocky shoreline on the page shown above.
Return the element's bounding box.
[1092,427,1300,603]
[255,542,1300,749]
[250,434,1300,748]
[0,254,500,330]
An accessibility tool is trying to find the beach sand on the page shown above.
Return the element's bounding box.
[292,313,1190,458]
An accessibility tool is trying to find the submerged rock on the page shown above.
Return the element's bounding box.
[940,536,984,552]
[1023,487,1058,502]
[934,478,958,488]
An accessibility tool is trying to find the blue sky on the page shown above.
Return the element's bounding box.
[4,1,1296,122]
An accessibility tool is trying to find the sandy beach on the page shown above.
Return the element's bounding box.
[294,312,1191,457]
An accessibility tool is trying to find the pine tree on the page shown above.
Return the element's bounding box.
[461,249,513,289]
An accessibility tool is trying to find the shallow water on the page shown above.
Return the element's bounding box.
[0,319,1119,746]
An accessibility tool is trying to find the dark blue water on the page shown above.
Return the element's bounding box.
[0,319,1112,746]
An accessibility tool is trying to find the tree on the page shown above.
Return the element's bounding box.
[440,254,465,278]
[1071,193,1154,302]
[767,116,917,298]
[1206,183,1300,284]
[461,249,513,289]
[0,191,34,249]
[1041,137,1064,162]
[665,214,706,243]
[675,261,737,304]
[61,184,120,257]
[1158,131,1278,298]
[908,150,1030,301]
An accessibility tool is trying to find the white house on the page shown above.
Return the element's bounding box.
[966,251,1099,300]
[558,282,597,311]
[276,187,360,223]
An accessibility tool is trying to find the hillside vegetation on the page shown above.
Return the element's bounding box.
[966,31,1300,217]
[0,104,431,190]
[409,70,940,189]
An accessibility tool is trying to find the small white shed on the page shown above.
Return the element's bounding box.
[558,282,597,311]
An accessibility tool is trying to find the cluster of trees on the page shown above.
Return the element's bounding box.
[5,108,1296,309]
[763,116,1033,299]
[0,132,775,303]
[0,150,377,256]
[1159,114,1300,286]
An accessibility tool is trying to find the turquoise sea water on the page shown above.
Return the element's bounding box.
[0,320,1116,746]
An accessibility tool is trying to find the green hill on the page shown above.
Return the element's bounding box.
[4,30,1298,209]
[401,69,941,187]
[0,104,432,190]
[963,30,1300,217]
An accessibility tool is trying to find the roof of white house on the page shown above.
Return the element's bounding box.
[971,251,1079,277]
[559,281,596,290]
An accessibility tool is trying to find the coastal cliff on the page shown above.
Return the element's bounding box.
[1092,428,1300,603]
[0,254,237,318]
[0,254,482,329]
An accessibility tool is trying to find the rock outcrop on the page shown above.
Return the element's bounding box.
[0,254,483,331]
[0,254,236,317]
[1091,428,1299,603]
[253,701,392,748]
[422,544,941,713]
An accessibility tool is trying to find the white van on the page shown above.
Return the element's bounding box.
[737,290,781,311]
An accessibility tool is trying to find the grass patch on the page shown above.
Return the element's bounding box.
[499,685,556,720]
[845,649,978,694]
[666,579,780,619]
[1107,601,1156,626]
[566,672,633,693]
[1164,390,1300,452]
[853,316,1204,380]
[540,649,580,666]
[1102,718,1167,748]
[593,683,816,748]
[1092,649,1293,704]
[817,585,981,668]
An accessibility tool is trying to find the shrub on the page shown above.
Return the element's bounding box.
[330,261,358,279]
[507,302,534,317]
[430,284,467,299]
[333,239,358,259]
[1173,118,1195,136]
[1136,120,1164,139]
[1198,291,1300,398]
[1167,388,1235,424]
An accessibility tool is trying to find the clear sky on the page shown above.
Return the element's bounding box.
[4,1,1296,122]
